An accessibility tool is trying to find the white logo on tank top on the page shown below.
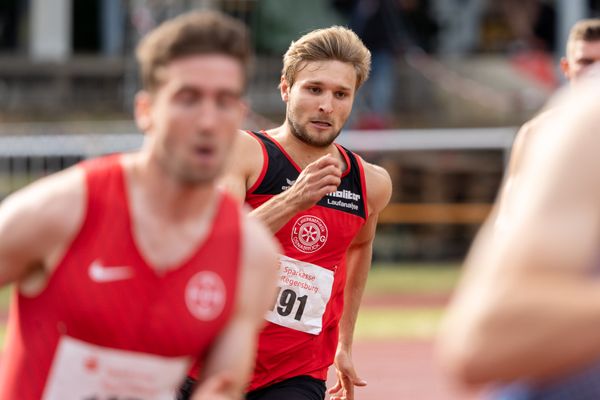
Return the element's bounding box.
[88,260,133,283]
[291,215,328,253]
[282,178,296,191]
[185,271,226,321]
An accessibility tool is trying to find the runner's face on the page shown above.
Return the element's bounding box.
[138,54,246,184]
[282,60,356,148]
[564,39,600,82]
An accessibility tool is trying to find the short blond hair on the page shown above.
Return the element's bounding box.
[136,10,251,92]
[567,19,600,55]
[281,26,371,90]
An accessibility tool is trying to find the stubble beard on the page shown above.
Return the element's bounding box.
[287,113,341,148]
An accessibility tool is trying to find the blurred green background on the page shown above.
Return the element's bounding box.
[0,263,461,347]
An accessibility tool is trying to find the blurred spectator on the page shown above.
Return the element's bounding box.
[432,0,487,55]
[334,0,437,128]
[501,0,556,52]
[501,0,558,88]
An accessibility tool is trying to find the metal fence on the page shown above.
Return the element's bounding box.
[0,126,516,260]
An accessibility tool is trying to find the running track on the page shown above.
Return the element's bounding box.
[0,297,484,399]
[326,339,485,400]
[324,293,485,400]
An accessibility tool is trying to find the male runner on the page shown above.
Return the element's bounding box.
[0,10,279,400]
[223,26,392,400]
[437,22,600,400]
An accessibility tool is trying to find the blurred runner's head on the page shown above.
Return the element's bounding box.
[561,19,600,82]
[134,11,251,185]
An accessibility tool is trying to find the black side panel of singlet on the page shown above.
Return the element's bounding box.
[250,131,366,219]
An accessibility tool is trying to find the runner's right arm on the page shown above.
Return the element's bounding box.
[251,153,341,233]
[220,130,342,233]
[0,167,84,289]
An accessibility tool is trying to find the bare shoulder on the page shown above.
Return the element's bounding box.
[0,165,86,283]
[223,130,266,192]
[235,129,263,147]
[508,108,559,177]
[359,157,393,214]
[231,130,264,168]
[513,109,558,155]
[518,108,557,138]
[522,84,600,198]
[1,165,85,233]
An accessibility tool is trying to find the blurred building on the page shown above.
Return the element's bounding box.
[0,0,595,261]
[0,0,592,122]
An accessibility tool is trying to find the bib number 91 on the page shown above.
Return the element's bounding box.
[272,287,308,321]
[265,255,334,335]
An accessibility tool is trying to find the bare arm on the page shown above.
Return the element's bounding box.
[0,167,84,290]
[193,214,280,400]
[250,154,342,233]
[329,162,392,400]
[437,84,600,385]
[219,131,342,232]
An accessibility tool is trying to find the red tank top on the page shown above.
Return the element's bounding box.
[245,131,368,391]
[0,155,242,400]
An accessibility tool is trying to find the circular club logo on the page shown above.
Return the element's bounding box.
[185,271,226,321]
[291,215,328,253]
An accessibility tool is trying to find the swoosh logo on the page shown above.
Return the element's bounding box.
[88,260,133,283]
[286,178,296,186]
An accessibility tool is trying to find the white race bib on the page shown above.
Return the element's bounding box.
[265,255,335,335]
[43,336,191,400]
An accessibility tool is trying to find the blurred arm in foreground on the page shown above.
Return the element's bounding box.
[437,77,600,389]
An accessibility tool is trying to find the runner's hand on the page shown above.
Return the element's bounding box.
[328,347,367,400]
[191,372,241,400]
[286,154,341,211]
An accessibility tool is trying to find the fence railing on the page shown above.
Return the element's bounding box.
[0,127,514,222]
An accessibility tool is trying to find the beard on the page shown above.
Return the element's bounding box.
[287,113,341,148]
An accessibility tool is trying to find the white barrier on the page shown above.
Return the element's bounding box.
[0,127,517,157]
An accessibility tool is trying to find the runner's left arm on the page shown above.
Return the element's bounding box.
[337,211,379,356]
[193,215,280,400]
[330,163,392,400]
